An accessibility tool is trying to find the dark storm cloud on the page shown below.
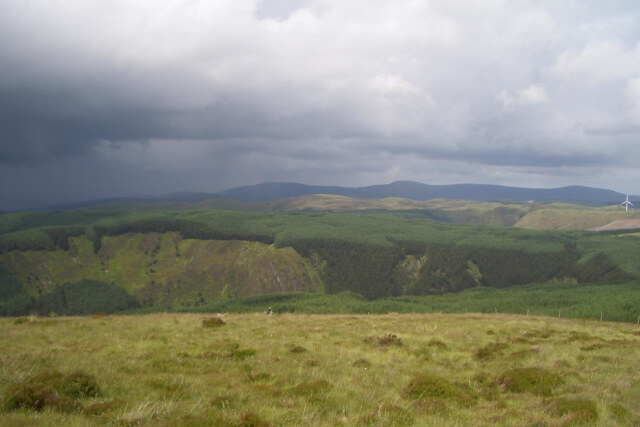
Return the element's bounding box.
[1,0,640,209]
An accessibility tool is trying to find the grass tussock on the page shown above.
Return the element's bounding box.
[404,374,477,407]
[474,342,508,361]
[360,403,415,425]
[509,347,540,360]
[364,333,402,347]
[290,379,331,397]
[426,338,448,349]
[199,340,257,360]
[2,382,79,412]
[249,372,271,382]
[202,316,226,327]
[244,365,271,382]
[608,403,632,422]
[237,411,272,426]
[545,397,598,423]
[211,395,234,409]
[2,370,98,413]
[84,399,125,416]
[471,371,501,401]
[411,397,448,415]
[580,342,606,351]
[520,329,554,339]
[497,367,563,396]
[54,371,100,398]
[351,358,371,368]
[228,348,257,360]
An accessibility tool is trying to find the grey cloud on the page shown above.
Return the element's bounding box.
[1,0,640,209]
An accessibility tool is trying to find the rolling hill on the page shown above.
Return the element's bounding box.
[3,180,640,318]
[1,207,639,316]
[217,181,634,204]
[30,181,638,211]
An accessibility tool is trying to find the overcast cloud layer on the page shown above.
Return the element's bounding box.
[2,0,640,210]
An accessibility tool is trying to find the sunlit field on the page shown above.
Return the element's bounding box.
[2,313,639,426]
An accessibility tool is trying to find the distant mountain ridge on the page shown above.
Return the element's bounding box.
[217,181,633,205]
[34,181,637,211]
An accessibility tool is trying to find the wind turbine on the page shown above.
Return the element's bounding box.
[621,194,633,211]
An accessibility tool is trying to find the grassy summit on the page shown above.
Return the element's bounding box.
[1,313,639,425]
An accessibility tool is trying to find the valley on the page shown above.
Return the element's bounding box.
[1,195,639,317]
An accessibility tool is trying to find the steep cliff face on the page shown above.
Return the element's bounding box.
[0,232,322,307]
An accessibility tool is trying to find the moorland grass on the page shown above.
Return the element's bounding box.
[1,313,639,425]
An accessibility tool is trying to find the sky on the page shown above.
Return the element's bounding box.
[2,0,640,210]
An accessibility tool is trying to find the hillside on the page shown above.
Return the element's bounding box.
[217,181,634,204]
[30,187,640,234]
[32,181,638,211]
[515,205,640,230]
[2,233,320,311]
[591,219,640,231]
[1,208,639,316]
[30,194,638,231]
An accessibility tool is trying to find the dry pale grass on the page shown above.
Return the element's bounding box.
[1,312,639,425]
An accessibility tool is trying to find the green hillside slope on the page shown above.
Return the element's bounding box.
[1,208,639,315]
[1,233,320,310]
[515,205,640,230]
